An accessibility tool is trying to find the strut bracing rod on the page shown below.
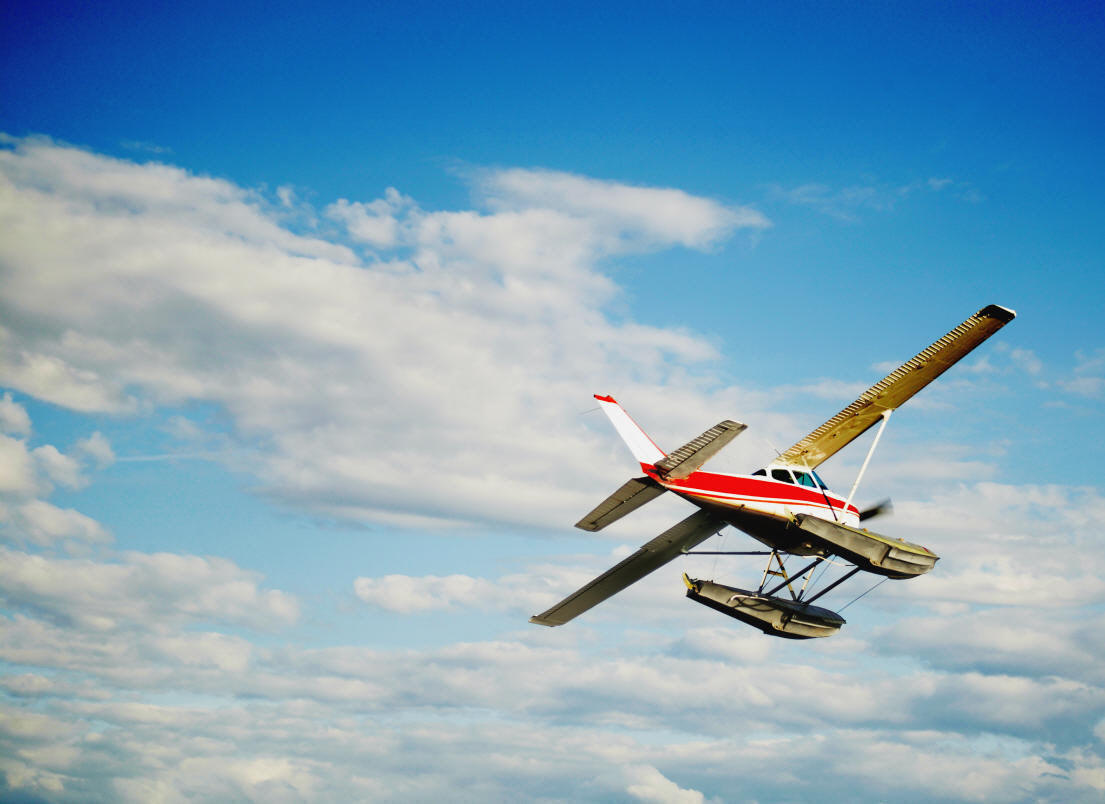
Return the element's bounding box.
[682,551,772,556]
[843,409,892,516]
[803,566,863,604]
[763,557,824,599]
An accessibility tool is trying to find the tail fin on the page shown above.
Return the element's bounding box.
[593,395,666,466]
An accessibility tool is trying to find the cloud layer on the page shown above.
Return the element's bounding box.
[0,136,772,533]
[2,138,1103,802]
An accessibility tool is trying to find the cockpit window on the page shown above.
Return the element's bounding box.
[812,471,828,490]
[752,469,767,477]
[770,469,794,484]
[793,471,817,488]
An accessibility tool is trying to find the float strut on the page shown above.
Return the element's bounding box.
[763,557,824,599]
[803,567,863,605]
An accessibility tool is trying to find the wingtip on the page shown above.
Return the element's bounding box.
[979,304,1016,322]
[594,393,617,403]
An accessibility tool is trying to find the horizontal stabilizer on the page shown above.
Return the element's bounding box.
[655,420,747,479]
[575,476,667,532]
[530,509,725,626]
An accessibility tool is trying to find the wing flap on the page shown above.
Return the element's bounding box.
[575,476,667,532]
[530,509,724,626]
[777,304,1015,469]
[655,420,747,479]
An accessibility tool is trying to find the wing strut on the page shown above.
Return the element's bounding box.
[842,409,892,515]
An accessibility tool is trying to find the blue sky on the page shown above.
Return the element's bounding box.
[2,1,1105,801]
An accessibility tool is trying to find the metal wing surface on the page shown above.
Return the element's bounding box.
[575,476,667,532]
[777,304,1016,470]
[530,509,725,626]
[655,419,747,479]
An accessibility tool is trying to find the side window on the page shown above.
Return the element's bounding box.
[752,469,767,477]
[812,471,828,490]
[771,469,794,484]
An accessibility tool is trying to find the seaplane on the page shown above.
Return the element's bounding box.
[530,304,1016,638]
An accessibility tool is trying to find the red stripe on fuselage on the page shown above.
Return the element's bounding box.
[642,466,859,517]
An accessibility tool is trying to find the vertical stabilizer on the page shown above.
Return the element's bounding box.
[593,395,666,466]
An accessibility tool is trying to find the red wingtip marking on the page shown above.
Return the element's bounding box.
[594,394,617,403]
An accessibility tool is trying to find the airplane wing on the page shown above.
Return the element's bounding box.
[776,304,1016,470]
[530,509,725,626]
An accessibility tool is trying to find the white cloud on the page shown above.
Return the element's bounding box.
[325,187,413,248]
[0,346,138,414]
[11,500,111,546]
[0,547,297,631]
[353,573,500,613]
[625,764,707,804]
[0,433,37,496]
[0,136,773,531]
[0,392,30,436]
[0,411,115,546]
[31,444,86,490]
[477,167,770,250]
[2,136,1104,804]
[75,431,115,468]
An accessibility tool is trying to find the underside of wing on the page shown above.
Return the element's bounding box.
[777,304,1015,469]
[575,476,667,532]
[530,509,725,626]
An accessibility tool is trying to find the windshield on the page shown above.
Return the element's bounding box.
[793,471,817,488]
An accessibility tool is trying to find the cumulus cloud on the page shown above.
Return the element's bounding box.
[2,457,1103,802]
[75,431,115,468]
[0,409,116,547]
[3,614,1104,802]
[325,187,413,248]
[0,392,30,436]
[625,764,708,803]
[0,136,773,532]
[31,444,86,490]
[0,433,38,496]
[3,135,1103,804]
[9,500,111,547]
[353,573,500,613]
[476,167,770,250]
[0,547,297,631]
